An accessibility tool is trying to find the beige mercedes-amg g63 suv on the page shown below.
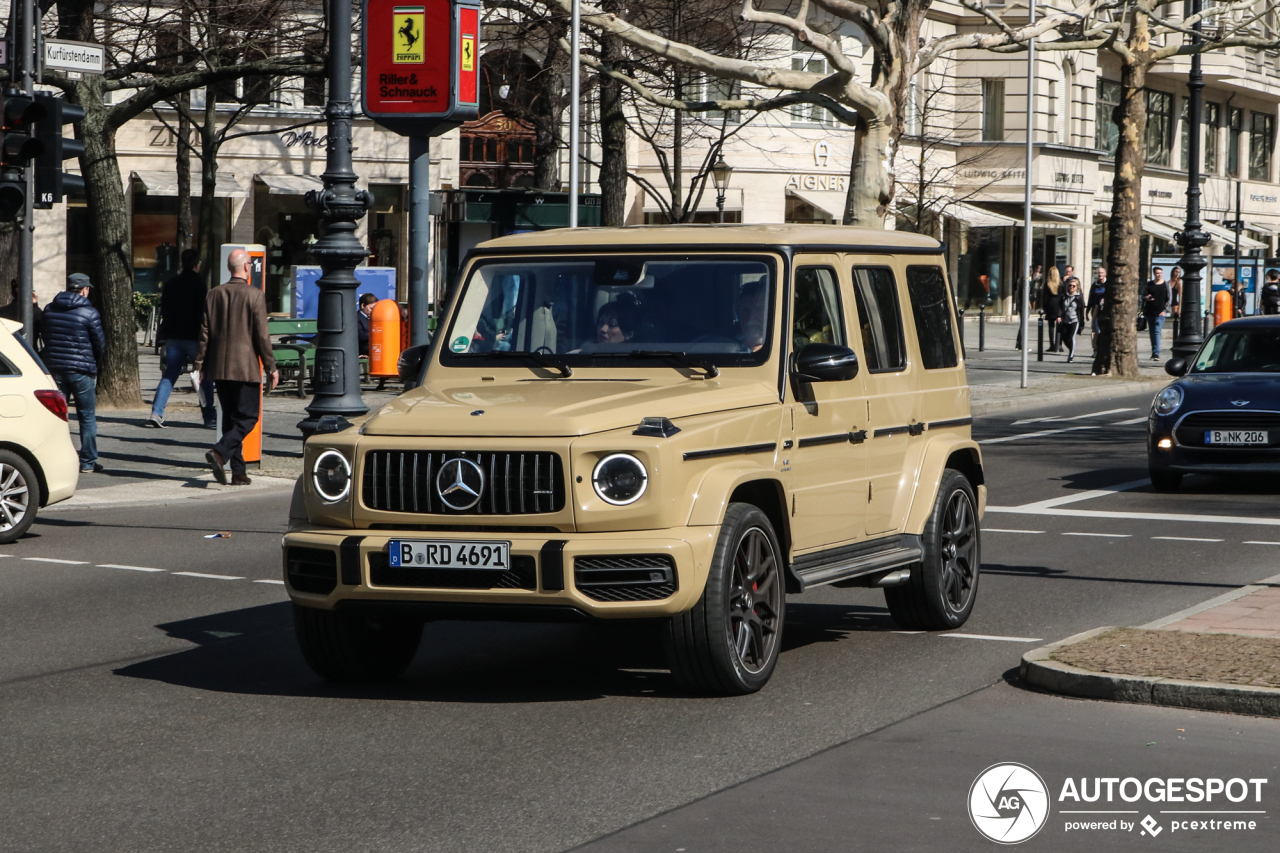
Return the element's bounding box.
[284,225,985,694]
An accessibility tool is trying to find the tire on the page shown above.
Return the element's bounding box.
[293,603,423,682]
[664,503,785,695]
[1149,468,1182,492]
[885,469,980,631]
[0,450,39,545]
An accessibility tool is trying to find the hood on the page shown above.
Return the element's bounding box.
[1175,372,1280,410]
[49,291,92,311]
[361,377,780,437]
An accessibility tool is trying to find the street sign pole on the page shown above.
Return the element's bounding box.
[409,136,431,346]
[20,0,34,341]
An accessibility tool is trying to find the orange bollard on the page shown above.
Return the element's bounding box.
[370,298,402,377]
[1214,290,1234,328]
[241,359,263,468]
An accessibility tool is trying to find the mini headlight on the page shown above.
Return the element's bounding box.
[313,450,352,502]
[592,453,648,505]
[1154,385,1184,416]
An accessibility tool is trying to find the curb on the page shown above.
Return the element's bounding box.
[1021,627,1280,718]
[971,379,1167,417]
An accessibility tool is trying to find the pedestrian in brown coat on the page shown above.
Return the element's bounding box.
[195,248,279,485]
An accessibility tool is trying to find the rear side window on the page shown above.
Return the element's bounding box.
[792,267,845,351]
[0,351,18,376]
[905,265,959,369]
[850,267,906,372]
[11,331,48,374]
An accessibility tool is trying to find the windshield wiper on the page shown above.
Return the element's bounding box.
[456,351,573,377]
[593,350,720,379]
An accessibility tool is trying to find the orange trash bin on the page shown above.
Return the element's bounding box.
[1214,290,1234,328]
[370,298,402,377]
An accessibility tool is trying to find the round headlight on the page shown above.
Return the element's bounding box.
[592,453,648,505]
[1154,385,1184,416]
[313,450,352,502]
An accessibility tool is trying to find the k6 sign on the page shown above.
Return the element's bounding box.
[362,0,480,136]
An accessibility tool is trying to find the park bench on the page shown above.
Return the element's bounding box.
[268,317,372,397]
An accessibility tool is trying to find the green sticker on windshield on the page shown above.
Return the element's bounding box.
[451,335,470,352]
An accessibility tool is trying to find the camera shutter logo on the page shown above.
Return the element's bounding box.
[969,763,1051,844]
[437,457,485,510]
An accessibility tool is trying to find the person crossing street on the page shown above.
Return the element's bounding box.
[195,249,278,486]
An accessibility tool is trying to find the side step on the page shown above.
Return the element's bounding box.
[788,535,923,593]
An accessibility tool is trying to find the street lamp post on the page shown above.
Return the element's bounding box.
[299,0,371,436]
[711,155,733,223]
[1173,0,1208,361]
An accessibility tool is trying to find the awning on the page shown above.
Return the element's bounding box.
[944,202,1020,228]
[1141,215,1181,243]
[643,187,743,214]
[966,201,1080,225]
[1243,221,1280,236]
[1150,216,1267,251]
[785,187,846,219]
[131,170,248,198]
[256,174,325,195]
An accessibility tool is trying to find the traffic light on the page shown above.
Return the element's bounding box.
[0,90,45,221]
[34,92,85,209]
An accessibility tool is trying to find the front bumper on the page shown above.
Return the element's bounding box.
[282,526,721,619]
[1148,427,1280,475]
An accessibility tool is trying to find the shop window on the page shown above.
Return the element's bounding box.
[982,79,1005,142]
[1145,90,1172,166]
[906,266,958,370]
[303,35,326,107]
[791,39,832,125]
[1205,103,1221,174]
[1095,78,1121,154]
[850,267,906,373]
[1250,112,1274,182]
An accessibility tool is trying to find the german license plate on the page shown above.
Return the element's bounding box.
[388,540,510,570]
[1205,430,1268,445]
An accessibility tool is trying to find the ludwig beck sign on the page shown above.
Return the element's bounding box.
[362,0,480,136]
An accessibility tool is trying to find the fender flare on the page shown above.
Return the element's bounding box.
[902,436,984,535]
[686,465,786,529]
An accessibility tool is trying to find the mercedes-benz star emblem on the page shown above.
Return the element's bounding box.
[436,457,485,511]
[1231,400,1251,407]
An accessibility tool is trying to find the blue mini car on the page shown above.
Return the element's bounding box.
[1148,316,1280,491]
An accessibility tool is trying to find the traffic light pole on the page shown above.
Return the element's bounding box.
[18,0,35,341]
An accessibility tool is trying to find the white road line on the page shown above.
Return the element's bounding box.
[254,579,286,585]
[1011,408,1137,426]
[892,630,927,635]
[23,557,89,564]
[989,506,1280,527]
[172,571,244,581]
[98,564,164,572]
[1063,531,1132,538]
[1016,478,1150,510]
[983,528,1045,534]
[979,424,1099,444]
[0,554,12,558]
[1151,536,1223,543]
[941,633,1043,643]
[1113,416,1149,425]
[1245,541,1280,546]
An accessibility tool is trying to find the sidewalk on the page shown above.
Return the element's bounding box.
[1021,574,1280,717]
[963,314,1172,415]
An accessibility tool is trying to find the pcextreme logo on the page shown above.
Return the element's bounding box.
[968,764,1269,844]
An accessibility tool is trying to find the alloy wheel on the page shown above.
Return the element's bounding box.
[0,462,30,533]
[727,527,782,674]
[939,489,978,613]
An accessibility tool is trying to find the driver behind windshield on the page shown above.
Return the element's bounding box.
[592,295,640,346]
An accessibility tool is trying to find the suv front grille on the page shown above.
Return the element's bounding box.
[574,555,677,602]
[362,450,565,515]
[1174,410,1280,448]
[367,552,537,590]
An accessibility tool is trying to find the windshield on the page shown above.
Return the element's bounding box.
[1193,328,1280,373]
[440,255,775,369]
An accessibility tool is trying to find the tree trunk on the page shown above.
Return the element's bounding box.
[176,92,193,254]
[197,90,221,287]
[597,1,628,227]
[843,116,892,226]
[533,22,568,191]
[76,75,143,409]
[1101,59,1149,379]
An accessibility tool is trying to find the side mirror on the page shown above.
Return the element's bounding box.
[1165,357,1189,377]
[793,343,859,382]
[398,343,431,387]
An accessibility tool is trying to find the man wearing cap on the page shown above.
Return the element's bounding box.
[196,248,278,486]
[42,273,106,473]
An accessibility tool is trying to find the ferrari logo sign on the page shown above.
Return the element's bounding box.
[393,6,425,63]
[461,31,475,72]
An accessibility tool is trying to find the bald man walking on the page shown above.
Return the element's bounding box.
[195,249,278,485]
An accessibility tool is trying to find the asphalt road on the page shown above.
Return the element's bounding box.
[2,389,1279,852]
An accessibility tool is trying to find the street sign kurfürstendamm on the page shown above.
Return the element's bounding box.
[362,0,479,136]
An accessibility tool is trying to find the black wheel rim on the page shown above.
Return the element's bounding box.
[939,489,978,613]
[0,462,29,533]
[728,527,782,675]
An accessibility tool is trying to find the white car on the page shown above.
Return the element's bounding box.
[0,318,79,543]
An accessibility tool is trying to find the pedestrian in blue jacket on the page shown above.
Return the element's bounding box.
[42,273,106,473]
